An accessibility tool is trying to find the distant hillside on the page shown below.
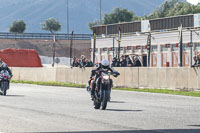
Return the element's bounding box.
[0,0,164,34]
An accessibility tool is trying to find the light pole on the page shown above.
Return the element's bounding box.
[147,32,151,67]
[93,31,96,65]
[52,35,56,67]
[113,37,115,57]
[100,0,102,24]
[70,31,74,66]
[118,27,121,61]
[190,30,193,67]
[179,25,183,67]
[67,0,69,37]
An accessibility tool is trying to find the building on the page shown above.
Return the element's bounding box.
[91,14,200,67]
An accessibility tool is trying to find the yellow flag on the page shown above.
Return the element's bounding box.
[119,28,121,42]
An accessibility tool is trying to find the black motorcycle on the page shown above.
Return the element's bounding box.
[92,70,119,110]
[0,70,10,96]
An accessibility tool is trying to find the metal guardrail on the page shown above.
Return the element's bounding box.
[0,32,92,40]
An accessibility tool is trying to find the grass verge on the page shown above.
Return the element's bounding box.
[113,88,200,97]
[11,80,200,97]
[11,80,86,88]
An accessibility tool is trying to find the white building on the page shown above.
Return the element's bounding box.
[91,14,200,67]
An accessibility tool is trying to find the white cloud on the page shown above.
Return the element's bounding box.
[187,0,200,5]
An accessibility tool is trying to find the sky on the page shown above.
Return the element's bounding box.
[187,0,200,5]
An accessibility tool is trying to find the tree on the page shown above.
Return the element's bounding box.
[88,20,101,31]
[147,0,200,19]
[41,17,61,34]
[9,20,26,34]
[104,8,137,24]
[88,7,138,30]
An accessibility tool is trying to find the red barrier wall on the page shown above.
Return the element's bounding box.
[0,49,42,67]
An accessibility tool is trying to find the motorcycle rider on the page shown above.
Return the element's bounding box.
[0,58,5,67]
[88,59,114,99]
[0,63,13,89]
[0,63,12,76]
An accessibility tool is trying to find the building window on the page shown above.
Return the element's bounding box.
[161,45,168,52]
[142,46,147,52]
[195,43,200,51]
[183,43,190,51]
[152,45,158,52]
[172,44,179,51]
[133,46,138,53]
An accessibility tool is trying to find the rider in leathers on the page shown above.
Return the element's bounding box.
[0,63,13,89]
[88,59,114,99]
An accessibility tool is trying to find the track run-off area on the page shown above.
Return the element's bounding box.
[0,83,200,133]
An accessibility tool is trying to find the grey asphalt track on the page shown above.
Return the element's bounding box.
[0,83,200,133]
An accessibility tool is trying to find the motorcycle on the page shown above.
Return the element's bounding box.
[89,70,120,110]
[0,70,10,96]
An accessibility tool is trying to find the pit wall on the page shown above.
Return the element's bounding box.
[11,67,200,91]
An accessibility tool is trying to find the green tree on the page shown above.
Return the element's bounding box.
[9,20,26,34]
[88,7,138,30]
[88,20,101,31]
[148,0,200,19]
[41,17,61,34]
[104,7,137,24]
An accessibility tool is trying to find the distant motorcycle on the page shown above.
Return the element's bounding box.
[0,70,11,96]
[89,70,120,110]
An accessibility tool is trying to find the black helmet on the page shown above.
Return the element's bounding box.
[2,63,7,69]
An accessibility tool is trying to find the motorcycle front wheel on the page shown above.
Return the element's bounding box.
[94,99,101,109]
[101,89,110,110]
[1,81,8,96]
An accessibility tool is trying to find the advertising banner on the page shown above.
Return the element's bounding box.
[141,20,150,32]
[194,13,200,27]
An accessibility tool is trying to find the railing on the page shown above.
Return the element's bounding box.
[0,32,92,40]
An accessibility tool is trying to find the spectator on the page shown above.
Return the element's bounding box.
[192,55,198,67]
[72,57,77,67]
[126,57,133,67]
[88,60,94,67]
[197,54,200,67]
[77,59,82,68]
[80,55,87,67]
[111,57,119,67]
[120,55,127,67]
[133,56,142,67]
[85,59,93,67]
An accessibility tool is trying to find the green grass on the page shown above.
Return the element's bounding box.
[11,80,86,88]
[113,88,200,97]
[11,80,200,97]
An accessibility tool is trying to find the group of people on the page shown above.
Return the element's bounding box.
[72,55,93,68]
[111,55,142,67]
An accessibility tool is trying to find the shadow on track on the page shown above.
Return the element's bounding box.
[188,125,200,127]
[106,109,142,112]
[5,95,25,97]
[30,129,200,133]
[109,101,125,103]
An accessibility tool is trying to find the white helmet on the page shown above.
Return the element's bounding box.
[101,59,109,70]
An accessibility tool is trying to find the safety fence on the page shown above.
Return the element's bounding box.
[0,32,92,40]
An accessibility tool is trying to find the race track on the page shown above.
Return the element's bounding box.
[0,83,200,133]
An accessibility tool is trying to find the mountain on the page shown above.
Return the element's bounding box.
[0,0,165,34]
